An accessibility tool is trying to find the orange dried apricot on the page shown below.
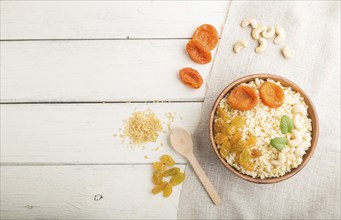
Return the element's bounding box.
[259,82,285,108]
[152,182,167,194]
[214,133,228,145]
[192,24,219,50]
[179,68,203,89]
[160,155,175,167]
[186,39,212,64]
[228,86,259,111]
[163,183,173,198]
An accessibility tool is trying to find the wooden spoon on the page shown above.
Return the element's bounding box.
[169,128,221,205]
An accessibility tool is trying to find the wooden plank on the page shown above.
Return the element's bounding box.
[0,1,228,40]
[0,165,186,219]
[0,103,202,164]
[0,40,216,102]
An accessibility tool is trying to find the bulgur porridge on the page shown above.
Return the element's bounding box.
[213,78,312,179]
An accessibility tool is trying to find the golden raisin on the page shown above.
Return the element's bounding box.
[244,135,257,148]
[152,162,167,172]
[152,171,163,185]
[179,67,203,89]
[163,183,173,198]
[163,167,180,177]
[160,155,175,167]
[229,131,242,145]
[213,118,225,134]
[170,172,185,186]
[216,106,229,122]
[239,149,254,171]
[219,140,231,158]
[251,149,262,158]
[227,115,246,135]
[214,133,228,145]
[152,182,167,194]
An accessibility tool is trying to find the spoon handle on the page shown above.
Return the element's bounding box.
[186,152,221,205]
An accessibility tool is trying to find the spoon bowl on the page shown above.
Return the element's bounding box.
[169,128,222,205]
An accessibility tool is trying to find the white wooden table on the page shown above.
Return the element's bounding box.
[0,1,229,219]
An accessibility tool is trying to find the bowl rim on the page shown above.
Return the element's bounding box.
[209,73,319,184]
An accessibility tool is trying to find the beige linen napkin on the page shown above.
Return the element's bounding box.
[178,1,340,219]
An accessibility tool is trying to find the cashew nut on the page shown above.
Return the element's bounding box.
[278,152,287,164]
[294,114,304,130]
[241,18,258,28]
[274,25,286,44]
[233,41,248,53]
[281,46,295,59]
[255,37,268,53]
[295,142,310,157]
[252,24,267,40]
[292,104,307,116]
[288,129,303,147]
[262,27,275,39]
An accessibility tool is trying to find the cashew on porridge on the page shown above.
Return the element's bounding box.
[213,78,312,179]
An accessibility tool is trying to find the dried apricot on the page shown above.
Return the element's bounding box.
[227,115,245,135]
[219,140,231,158]
[186,39,212,64]
[152,171,163,185]
[152,182,167,194]
[227,86,259,111]
[152,162,167,172]
[216,106,229,122]
[163,167,180,177]
[214,133,228,145]
[160,155,175,167]
[193,24,219,50]
[179,68,203,89]
[229,131,242,145]
[163,183,173,198]
[251,149,262,158]
[259,82,285,108]
[170,172,185,186]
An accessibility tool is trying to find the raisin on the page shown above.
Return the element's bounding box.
[244,135,257,148]
[227,115,246,135]
[186,39,212,64]
[179,68,203,89]
[229,131,242,145]
[219,140,231,158]
[160,155,175,167]
[192,24,219,50]
[239,149,254,171]
[163,183,173,198]
[163,167,180,177]
[213,118,225,134]
[152,171,163,185]
[152,182,167,194]
[152,162,167,172]
[251,149,262,158]
[216,106,229,122]
[214,133,228,145]
[170,172,185,186]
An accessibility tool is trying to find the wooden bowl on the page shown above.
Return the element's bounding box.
[209,74,319,184]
